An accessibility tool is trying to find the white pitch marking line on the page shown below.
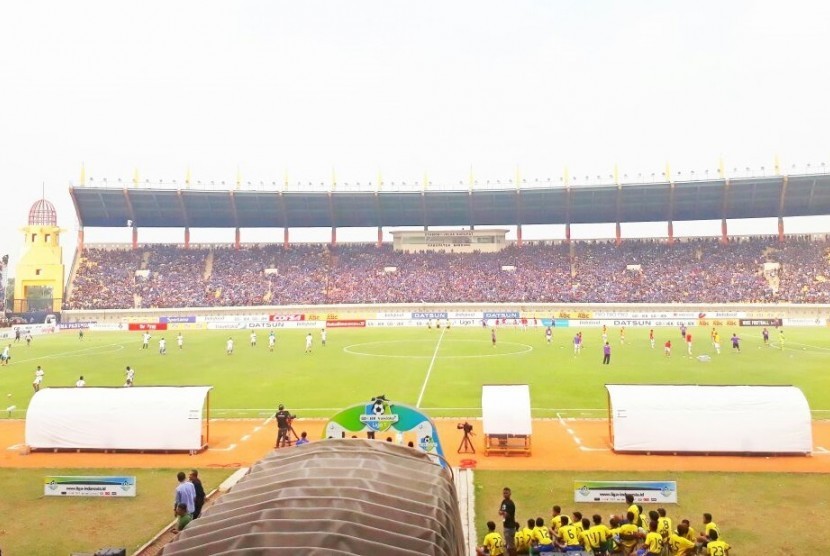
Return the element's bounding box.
[211,443,237,452]
[240,435,251,442]
[253,426,262,432]
[6,444,21,451]
[817,446,829,453]
[416,328,446,408]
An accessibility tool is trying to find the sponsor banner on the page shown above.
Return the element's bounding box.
[128,323,167,331]
[699,312,746,319]
[268,314,306,322]
[575,319,697,328]
[247,322,286,329]
[554,311,596,320]
[593,311,696,319]
[326,319,366,328]
[307,312,374,322]
[90,323,126,331]
[207,322,245,330]
[4,324,58,336]
[540,319,570,328]
[200,315,269,323]
[739,318,782,327]
[574,480,677,504]
[483,311,520,320]
[377,311,412,320]
[44,476,137,497]
[59,322,96,330]
[412,312,448,320]
[159,316,196,324]
[697,318,740,328]
[121,316,157,324]
[367,319,412,327]
[167,322,207,331]
[447,311,482,319]
[784,318,826,327]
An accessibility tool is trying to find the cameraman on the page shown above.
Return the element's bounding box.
[274,404,294,448]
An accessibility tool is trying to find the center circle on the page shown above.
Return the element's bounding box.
[343,339,533,359]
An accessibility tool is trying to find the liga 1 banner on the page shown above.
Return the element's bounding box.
[573,480,677,504]
[44,475,137,497]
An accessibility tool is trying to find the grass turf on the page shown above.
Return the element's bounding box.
[0,468,233,555]
[0,325,828,418]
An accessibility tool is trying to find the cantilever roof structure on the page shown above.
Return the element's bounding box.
[161,439,466,556]
[70,173,830,229]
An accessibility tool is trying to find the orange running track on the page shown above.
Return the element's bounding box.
[2,419,830,472]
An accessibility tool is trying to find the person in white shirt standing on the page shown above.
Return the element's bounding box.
[305,332,313,354]
[177,333,184,350]
[226,337,234,355]
[321,328,327,347]
[159,337,167,355]
[125,366,135,387]
[142,332,151,350]
[250,331,257,347]
[268,330,276,352]
[33,366,45,392]
[76,375,86,387]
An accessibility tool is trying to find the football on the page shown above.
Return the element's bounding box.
[372,400,385,415]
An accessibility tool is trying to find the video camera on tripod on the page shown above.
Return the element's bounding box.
[457,421,475,454]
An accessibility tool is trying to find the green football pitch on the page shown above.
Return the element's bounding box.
[2,325,829,418]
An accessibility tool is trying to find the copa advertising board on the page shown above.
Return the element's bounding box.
[573,480,677,504]
[44,475,137,497]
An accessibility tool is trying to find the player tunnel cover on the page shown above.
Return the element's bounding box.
[162,439,466,556]
[325,395,447,465]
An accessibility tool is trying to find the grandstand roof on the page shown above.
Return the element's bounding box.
[70,173,830,228]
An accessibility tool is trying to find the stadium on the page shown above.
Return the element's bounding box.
[1,166,830,555]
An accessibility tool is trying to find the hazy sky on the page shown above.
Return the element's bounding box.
[1,0,829,273]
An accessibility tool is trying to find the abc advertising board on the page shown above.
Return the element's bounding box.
[553,311,594,320]
[697,318,739,328]
[128,323,167,331]
[268,314,305,322]
[325,320,366,328]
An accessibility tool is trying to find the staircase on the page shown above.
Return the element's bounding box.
[141,250,151,270]
[204,249,214,280]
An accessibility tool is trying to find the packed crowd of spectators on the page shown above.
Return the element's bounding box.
[64,236,830,309]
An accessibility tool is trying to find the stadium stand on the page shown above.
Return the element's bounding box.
[65,236,830,309]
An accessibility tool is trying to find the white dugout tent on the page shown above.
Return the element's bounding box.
[606,384,812,455]
[26,386,212,451]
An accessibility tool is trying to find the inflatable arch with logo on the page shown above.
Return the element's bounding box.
[324,396,447,465]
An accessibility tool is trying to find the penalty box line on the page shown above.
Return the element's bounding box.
[416,328,447,408]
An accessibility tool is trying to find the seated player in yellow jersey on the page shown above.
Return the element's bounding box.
[705,529,730,555]
[613,511,644,556]
[555,515,583,552]
[514,519,533,555]
[582,514,612,555]
[667,523,698,556]
[697,513,719,544]
[570,511,584,536]
[549,505,564,537]
[678,519,697,543]
[643,520,664,555]
[476,520,506,556]
[530,516,555,553]
[656,508,672,539]
[624,494,641,528]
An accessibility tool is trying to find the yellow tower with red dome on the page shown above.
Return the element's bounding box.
[13,199,64,313]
